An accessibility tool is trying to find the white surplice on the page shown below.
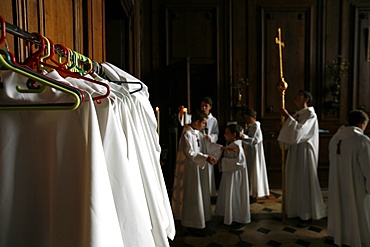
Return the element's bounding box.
[241,121,270,198]
[172,127,221,229]
[216,140,251,225]
[328,126,370,246]
[64,74,157,247]
[0,71,124,247]
[277,107,326,220]
[101,62,175,246]
[179,112,219,196]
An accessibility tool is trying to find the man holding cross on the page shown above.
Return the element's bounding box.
[277,90,327,228]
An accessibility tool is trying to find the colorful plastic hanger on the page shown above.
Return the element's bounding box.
[0,49,83,110]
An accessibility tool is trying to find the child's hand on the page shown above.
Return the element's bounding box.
[205,135,211,141]
[206,155,217,165]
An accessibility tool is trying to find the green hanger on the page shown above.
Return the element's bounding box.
[0,49,83,110]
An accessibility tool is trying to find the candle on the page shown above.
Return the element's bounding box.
[183,107,187,126]
[156,107,160,136]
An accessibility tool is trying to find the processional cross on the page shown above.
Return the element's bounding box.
[275,27,288,223]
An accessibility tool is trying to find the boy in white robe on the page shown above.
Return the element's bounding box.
[178,97,219,196]
[241,108,270,201]
[328,109,370,246]
[172,109,228,232]
[277,90,326,227]
[217,124,251,230]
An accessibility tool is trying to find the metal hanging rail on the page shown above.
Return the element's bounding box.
[1,19,105,77]
[0,18,81,61]
[2,21,39,43]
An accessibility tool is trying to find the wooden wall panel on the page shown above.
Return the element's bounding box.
[166,7,217,64]
[0,0,15,52]
[0,0,105,63]
[164,3,220,118]
[43,1,75,49]
[14,0,40,61]
[163,3,221,115]
[85,0,105,61]
[259,4,316,118]
[350,5,370,114]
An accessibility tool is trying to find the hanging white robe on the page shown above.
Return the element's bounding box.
[130,88,176,239]
[101,62,176,241]
[0,71,124,247]
[63,74,157,247]
[216,140,251,225]
[328,125,370,246]
[172,127,222,229]
[241,121,270,198]
[277,107,326,220]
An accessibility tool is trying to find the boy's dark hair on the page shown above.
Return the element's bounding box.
[226,124,242,140]
[348,109,369,126]
[191,109,207,123]
[299,89,313,104]
[245,108,257,118]
[202,96,213,106]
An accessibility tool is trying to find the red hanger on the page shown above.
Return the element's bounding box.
[32,34,110,103]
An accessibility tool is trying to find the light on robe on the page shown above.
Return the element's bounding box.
[156,107,160,136]
[183,108,187,126]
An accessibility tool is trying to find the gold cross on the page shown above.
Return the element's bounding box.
[275,28,285,79]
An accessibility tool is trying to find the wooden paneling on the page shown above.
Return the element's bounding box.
[258,3,317,118]
[164,5,219,114]
[105,0,140,74]
[147,1,225,126]
[0,0,15,52]
[165,6,218,65]
[43,1,75,49]
[350,4,370,113]
[0,0,105,63]
[86,0,106,61]
[85,0,105,61]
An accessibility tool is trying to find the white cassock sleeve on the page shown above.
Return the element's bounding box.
[277,111,317,145]
[220,142,246,172]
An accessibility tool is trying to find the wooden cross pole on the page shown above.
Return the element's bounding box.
[275,27,288,223]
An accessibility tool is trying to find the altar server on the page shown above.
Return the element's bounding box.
[277,90,326,227]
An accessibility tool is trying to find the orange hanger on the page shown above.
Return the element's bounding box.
[33,34,110,103]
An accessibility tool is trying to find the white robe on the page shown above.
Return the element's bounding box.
[179,112,219,196]
[102,79,169,246]
[216,140,251,225]
[328,126,370,246]
[0,71,124,247]
[171,127,221,229]
[101,63,174,246]
[241,121,270,198]
[277,107,326,220]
